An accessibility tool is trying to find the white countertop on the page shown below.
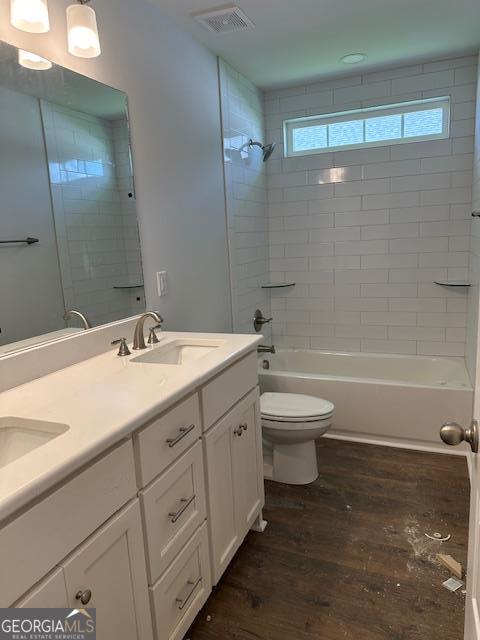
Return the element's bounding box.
[0,331,261,522]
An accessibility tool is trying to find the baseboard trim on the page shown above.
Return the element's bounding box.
[324,431,469,457]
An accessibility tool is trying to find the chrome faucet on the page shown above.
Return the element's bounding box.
[133,311,164,350]
[257,344,276,354]
[64,309,92,330]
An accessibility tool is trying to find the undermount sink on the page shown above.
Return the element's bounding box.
[0,417,69,469]
[131,339,225,366]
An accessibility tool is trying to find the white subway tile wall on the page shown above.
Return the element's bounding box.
[264,55,477,356]
[219,60,272,337]
[41,101,145,326]
[466,54,480,380]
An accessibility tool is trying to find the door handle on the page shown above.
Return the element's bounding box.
[166,424,195,448]
[168,495,195,523]
[440,420,479,453]
[176,577,202,610]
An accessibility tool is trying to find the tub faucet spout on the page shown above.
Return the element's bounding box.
[258,344,276,354]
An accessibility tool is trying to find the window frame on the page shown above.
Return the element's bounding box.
[283,96,451,158]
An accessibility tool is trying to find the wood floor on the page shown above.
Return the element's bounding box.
[188,439,470,640]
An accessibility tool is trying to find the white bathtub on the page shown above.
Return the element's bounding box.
[258,350,473,452]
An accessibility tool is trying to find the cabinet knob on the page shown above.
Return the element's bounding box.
[233,427,243,437]
[76,589,92,605]
[240,423,248,432]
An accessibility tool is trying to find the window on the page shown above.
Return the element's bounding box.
[283,97,450,157]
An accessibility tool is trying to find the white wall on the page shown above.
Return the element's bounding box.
[219,60,271,339]
[466,53,480,388]
[264,55,477,356]
[0,0,232,333]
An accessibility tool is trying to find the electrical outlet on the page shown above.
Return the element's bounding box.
[156,271,167,297]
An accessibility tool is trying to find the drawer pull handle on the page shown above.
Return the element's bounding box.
[75,589,92,605]
[176,577,202,610]
[240,423,248,432]
[169,495,195,523]
[166,424,195,448]
[233,427,243,437]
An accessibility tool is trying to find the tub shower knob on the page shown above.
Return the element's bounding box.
[440,420,479,453]
[253,309,272,333]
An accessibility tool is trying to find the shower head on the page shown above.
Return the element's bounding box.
[249,139,277,162]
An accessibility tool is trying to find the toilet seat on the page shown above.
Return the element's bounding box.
[261,392,334,423]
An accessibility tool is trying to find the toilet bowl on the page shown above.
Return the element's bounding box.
[261,392,334,485]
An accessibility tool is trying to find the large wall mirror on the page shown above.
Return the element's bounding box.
[0,41,145,355]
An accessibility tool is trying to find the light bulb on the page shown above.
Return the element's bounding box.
[11,0,50,33]
[67,3,101,59]
[18,49,52,70]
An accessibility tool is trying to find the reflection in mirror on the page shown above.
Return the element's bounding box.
[0,40,145,355]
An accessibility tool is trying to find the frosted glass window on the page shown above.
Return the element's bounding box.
[293,125,327,152]
[404,108,443,138]
[284,97,450,157]
[328,120,363,147]
[365,113,402,142]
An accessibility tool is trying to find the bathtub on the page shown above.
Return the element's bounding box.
[258,350,473,452]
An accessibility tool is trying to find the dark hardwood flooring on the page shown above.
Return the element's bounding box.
[188,439,470,640]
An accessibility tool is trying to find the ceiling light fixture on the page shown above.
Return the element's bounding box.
[10,0,50,33]
[18,49,52,70]
[341,53,368,65]
[67,0,101,59]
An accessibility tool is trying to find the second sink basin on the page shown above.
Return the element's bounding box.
[0,417,69,469]
[131,339,225,365]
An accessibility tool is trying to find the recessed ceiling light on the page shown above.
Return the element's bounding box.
[341,53,368,65]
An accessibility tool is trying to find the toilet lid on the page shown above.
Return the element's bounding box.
[260,393,334,420]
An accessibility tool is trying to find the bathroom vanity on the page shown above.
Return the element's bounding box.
[0,322,264,640]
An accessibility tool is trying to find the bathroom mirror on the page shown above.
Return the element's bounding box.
[0,40,145,356]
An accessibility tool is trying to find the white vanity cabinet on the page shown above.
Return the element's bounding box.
[4,347,264,640]
[16,501,152,640]
[204,387,264,584]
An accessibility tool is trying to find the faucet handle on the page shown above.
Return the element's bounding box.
[148,326,161,345]
[111,337,131,357]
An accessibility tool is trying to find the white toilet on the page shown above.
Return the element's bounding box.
[261,392,334,485]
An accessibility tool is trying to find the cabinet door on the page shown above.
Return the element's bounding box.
[62,500,153,640]
[15,569,69,608]
[232,390,264,539]
[204,408,238,584]
[204,387,264,584]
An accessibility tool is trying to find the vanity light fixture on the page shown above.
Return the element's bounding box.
[67,0,101,59]
[18,49,52,70]
[10,0,50,33]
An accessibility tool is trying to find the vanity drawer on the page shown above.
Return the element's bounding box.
[0,440,136,606]
[140,441,207,584]
[135,393,201,487]
[201,351,258,430]
[149,522,211,640]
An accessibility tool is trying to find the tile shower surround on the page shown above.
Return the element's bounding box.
[263,55,477,356]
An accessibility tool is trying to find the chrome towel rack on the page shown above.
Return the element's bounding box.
[0,237,39,245]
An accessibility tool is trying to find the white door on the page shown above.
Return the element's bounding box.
[464,334,480,639]
[62,500,153,640]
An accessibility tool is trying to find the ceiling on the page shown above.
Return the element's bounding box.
[150,0,480,89]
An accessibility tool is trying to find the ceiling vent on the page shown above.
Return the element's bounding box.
[192,4,255,34]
